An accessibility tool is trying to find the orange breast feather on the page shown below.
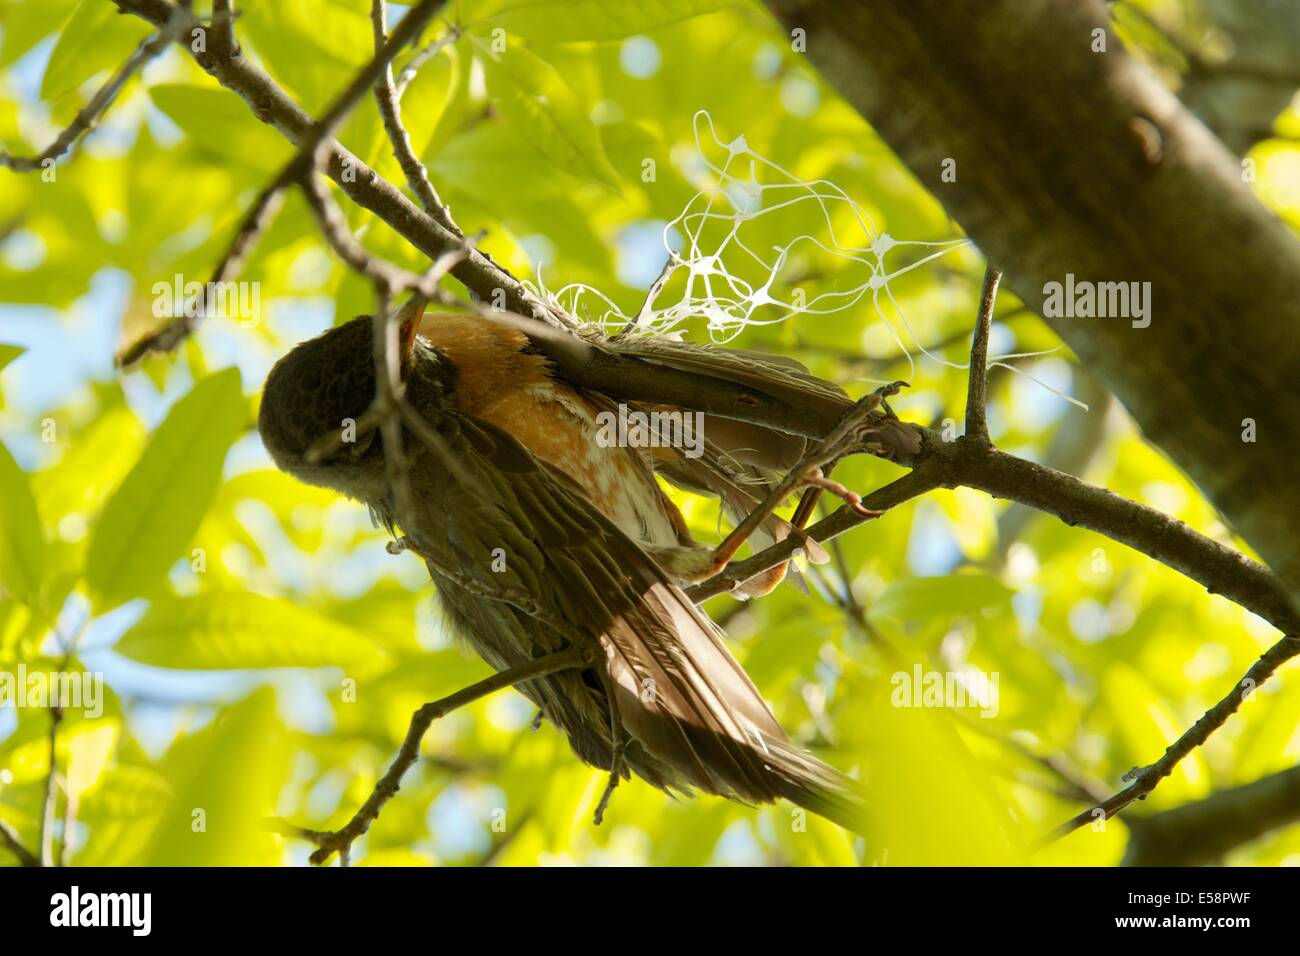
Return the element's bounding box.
[415,314,685,548]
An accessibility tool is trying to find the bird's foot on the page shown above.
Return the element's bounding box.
[802,467,885,518]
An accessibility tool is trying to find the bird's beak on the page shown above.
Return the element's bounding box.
[396,294,427,369]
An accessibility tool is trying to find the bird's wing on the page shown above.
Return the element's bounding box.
[606,334,853,414]
[604,334,854,470]
[401,409,804,803]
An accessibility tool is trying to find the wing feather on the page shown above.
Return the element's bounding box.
[399,406,866,827]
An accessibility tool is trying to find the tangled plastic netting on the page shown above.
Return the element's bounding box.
[525,111,1077,402]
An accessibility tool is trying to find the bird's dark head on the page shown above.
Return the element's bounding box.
[257,299,453,503]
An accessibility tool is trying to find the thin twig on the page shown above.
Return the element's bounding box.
[37,611,90,867]
[117,181,287,365]
[370,0,456,226]
[294,133,486,564]
[0,9,189,172]
[0,818,39,867]
[114,0,555,353]
[965,265,1000,444]
[297,645,592,865]
[1041,633,1300,846]
[615,252,679,339]
[297,169,465,299]
[116,0,453,365]
[211,0,240,58]
[1121,761,1300,866]
[394,25,461,100]
[824,536,903,664]
[37,705,63,867]
[368,284,420,544]
[280,0,450,170]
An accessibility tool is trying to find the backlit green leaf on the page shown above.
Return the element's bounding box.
[41,0,151,101]
[147,84,291,174]
[485,0,731,41]
[0,440,45,606]
[873,573,1013,621]
[142,688,286,865]
[0,343,25,372]
[86,368,245,611]
[471,35,621,190]
[117,591,390,674]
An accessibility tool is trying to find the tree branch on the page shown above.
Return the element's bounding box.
[211,0,239,58]
[762,0,1300,607]
[290,645,592,865]
[103,0,1300,848]
[0,8,188,172]
[964,265,1000,444]
[370,0,455,226]
[112,0,558,364]
[1121,761,1300,866]
[0,817,39,868]
[37,704,63,867]
[691,430,1300,639]
[115,0,455,365]
[394,25,461,100]
[925,437,1300,636]
[297,167,467,300]
[1042,632,1300,845]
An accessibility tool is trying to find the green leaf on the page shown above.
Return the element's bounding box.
[0,0,80,69]
[86,368,244,611]
[426,122,581,204]
[78,765,172,820]
[0,343,25,372]
[147,84,291,174]
[0,440,45,607]
[397,46,461,160]
[142,688,286,865]
[486,0,731,41]
[65,722,120,801]
[236,0,373,111]
[34,405,146,528]
[873,573,1014,621]
[471,35,621,190]
[41,0,151,101]
[117,591,390,674]
[843,687,1024,865]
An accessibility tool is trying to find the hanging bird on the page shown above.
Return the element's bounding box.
[257,299,900,834]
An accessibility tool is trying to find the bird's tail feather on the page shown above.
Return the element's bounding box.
[759,733,871,836]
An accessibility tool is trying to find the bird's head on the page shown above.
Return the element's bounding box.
[257,297,453,503]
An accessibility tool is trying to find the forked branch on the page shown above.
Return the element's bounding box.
[285,645,592,865]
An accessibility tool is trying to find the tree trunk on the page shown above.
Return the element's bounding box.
[763,0,1300,609]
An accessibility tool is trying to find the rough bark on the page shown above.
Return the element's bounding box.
[763,0,1300,608]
